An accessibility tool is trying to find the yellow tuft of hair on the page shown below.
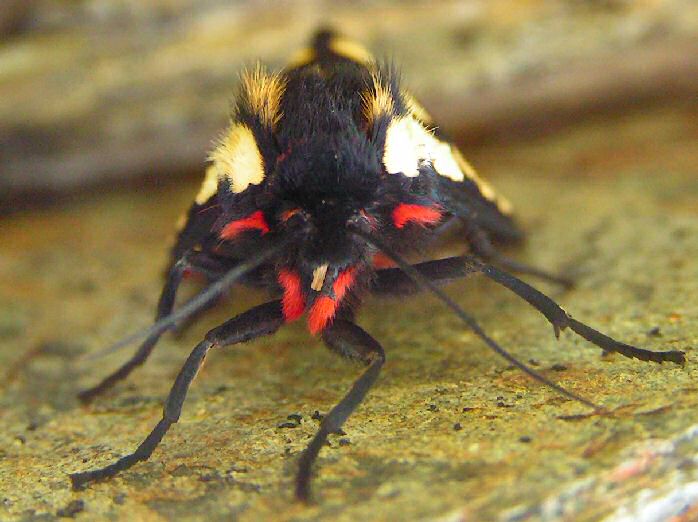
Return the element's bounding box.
[240,64,286,129]
[362,70,395,124]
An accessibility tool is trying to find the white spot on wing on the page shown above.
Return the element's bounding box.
[431,140,465,182]
[383,117,427,177]
[209,124,265,194]
[382,116,513,215]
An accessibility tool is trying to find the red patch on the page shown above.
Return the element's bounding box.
[276,144,294,165]
[182,268,206,281]
[372,253,396,269]
[308,296,336,335]
[333,267,356,300]
[220,210,270,240]
[281,208,301,222]
[392,203,442,229]
[278,269,305,321]
[307,267,357,335]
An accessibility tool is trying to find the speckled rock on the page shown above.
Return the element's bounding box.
[0,104,696,521]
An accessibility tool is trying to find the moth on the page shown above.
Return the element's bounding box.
[70,29,684,501]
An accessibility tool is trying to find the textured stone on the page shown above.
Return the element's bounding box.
[0,105,696,520]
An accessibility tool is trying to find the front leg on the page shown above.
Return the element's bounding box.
[296,319,385,502]
[70,300,284,490]
[373,256,479,295]
[373,256,684,365]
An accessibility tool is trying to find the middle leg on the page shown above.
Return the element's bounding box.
[295,319,385,502]
[372,256,684,364]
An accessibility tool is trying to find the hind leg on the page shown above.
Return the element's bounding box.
[461,218,573,287]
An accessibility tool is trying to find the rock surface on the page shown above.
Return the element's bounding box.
[0,100,696,520]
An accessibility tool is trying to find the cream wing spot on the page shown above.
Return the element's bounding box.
[382,115,513,215]
[195,164,220,205]
[209,124,265,194]
[367,68,514,216]
[383,117,425,177]
[430,140,465,183]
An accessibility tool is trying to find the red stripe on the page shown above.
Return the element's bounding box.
[278,269,304,321]
[392,203,442,229]
[220,210,270,240]
[308,296,336,335]
[281,208,301,222]
[307,267,357,335]
[333,266,356,300]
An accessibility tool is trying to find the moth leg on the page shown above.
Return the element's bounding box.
[78,251,232,404]
[70,300,284,490]
[435,175,523,245]
[373,256,684,364]
[470,258,685,364]
[296,319,385,502]
[373,256,480,296]
[461,218,573,287]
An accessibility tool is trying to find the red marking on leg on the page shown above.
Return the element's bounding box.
[308,296,337,335]
[392,203,442,229]
[220,210,270,240]
[308,266,358,335]
[278,269,305,321]
[333,267,356,300]
[372,253,396,269]
[182,268,205,281]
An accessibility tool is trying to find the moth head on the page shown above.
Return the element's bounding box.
[273,131,383,264]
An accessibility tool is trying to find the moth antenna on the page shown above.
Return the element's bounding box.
[352,228,601,411]
[81,238,289,362]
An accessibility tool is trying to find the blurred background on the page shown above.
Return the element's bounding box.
[1,0,697,209]
[1,2,697,521]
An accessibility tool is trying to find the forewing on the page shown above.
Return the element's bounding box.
[363,66,522,243]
